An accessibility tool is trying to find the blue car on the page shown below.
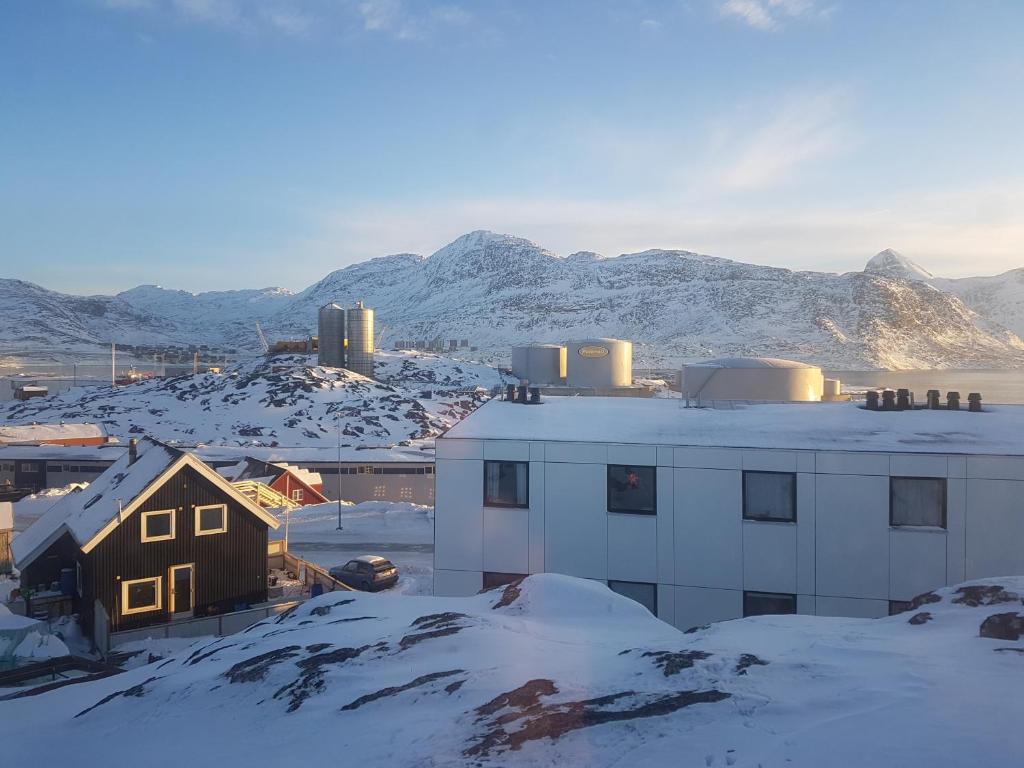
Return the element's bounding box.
[329,555,399,592]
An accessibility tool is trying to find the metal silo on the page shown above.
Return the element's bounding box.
[346,301,375,378]
[317,303,346,368]
[511,344,566,386]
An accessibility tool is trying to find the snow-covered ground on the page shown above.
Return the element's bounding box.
[272,501,434,596]
[1,574,1021,766]
[0,351,510,448]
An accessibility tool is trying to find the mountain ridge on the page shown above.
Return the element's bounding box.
[1,233,1022,369]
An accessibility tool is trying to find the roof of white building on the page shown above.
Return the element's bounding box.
[442,397,1024,456]
[0,423,106,445]
[684,357,818,369]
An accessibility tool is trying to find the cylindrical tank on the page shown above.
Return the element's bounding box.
[565,339,632,388]
[317,303,346,368]
[511,344,567,386]
[681,357,824,402]
[346,301,375,378]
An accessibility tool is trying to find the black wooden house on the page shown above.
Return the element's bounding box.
[11,437,280,640]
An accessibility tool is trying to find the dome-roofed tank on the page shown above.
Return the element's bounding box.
[511,344,566,386]
[317,303,346,368]
[681,357,824,402]
[566,338,632,388]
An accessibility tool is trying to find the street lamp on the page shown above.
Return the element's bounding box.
[336,410,344,531]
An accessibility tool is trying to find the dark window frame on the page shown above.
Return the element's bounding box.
[606,464,658,516]
[483,460,530,508]
[889,476,947,529]
[607,580,658,615]
[742,590,797,617]
[742,470,797,523]
[482,571,527,591]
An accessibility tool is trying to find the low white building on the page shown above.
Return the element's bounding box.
[434,396,1024,630]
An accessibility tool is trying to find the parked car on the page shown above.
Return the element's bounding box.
[329,555,399,592]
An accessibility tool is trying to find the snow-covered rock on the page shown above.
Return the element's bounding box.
[1,574,1021,766]
[3,232,1023,369]
[0,352,509,447]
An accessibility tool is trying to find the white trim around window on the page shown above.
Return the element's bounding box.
[121,576,162,616]
[195,503,228,536]
[140,508,176,543]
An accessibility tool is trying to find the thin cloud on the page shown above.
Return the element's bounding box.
[710,89,852,189]
[718,0,823,30]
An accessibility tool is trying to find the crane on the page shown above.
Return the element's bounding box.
[255,321,270,354]
[376,324,388,349]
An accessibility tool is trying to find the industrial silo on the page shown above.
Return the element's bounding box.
[565,339,632,388]
[681,357,824,401]
[511,344,566,386]
[317,303,346,368]
[346,301,375,378]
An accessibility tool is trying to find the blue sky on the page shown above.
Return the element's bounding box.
[2,0,1023,293]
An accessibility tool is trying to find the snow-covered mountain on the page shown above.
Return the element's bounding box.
[3,233,1023,369]
[3,574,1022,766]
[0,352,509,448]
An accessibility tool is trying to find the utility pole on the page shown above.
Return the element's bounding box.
[111,343,116,386]
[336,411,344,531]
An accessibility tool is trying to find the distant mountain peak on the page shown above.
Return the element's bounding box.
[865,249,934,281]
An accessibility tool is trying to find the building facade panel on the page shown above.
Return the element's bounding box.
[543,462,607,579]
[483,507,530,574]
[528,461,546,573]
[814,474,889,599]
[889,529,947,600]
[434,439,483,460]
[796,473,816,595]
[433,458,484,572]
[742,521,798,594]
[742,450,798,473]
[544,442,609,464]
[607,514,658,583]
[814,596,888,618]
[674,585,742,631]
[814,452,889,476]
[673,468,742,590]
[889,454,948,478]
[965,478,1024,578]
[673,447,741,470]
[484,440,531,462]
[607,444,658,466]
[946,477,967,584]
[434,568,482,597]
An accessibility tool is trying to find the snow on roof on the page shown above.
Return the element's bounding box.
[0,423,106,444]
[443,397,1024,455]
[685,357,818,369]
[0,444,124,461]
[10,437,181,567]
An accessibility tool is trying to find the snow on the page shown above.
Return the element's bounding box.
[273,500,434,596]
[9,437,180,567]
[11,629,69,660]
[10,483,88,533]
[445,397,1024,455]
[0,352,508,449]
[0,574,1021,766]
[3,232,1024,369]
[0,422,105,444]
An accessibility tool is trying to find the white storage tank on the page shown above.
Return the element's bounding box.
[317,303,346,368]
[566,338,632,388]
[681,357,824,402]
[511,344,566,386]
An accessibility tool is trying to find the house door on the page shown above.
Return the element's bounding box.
[169,564,194,617]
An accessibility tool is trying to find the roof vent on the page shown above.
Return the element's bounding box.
[947,391,960,410]
[926,389,941,409]
[129,438,138,465]
[968,392,982,412]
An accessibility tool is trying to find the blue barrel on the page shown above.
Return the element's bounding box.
[60,567,75,596]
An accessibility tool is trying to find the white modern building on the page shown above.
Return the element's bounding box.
[434,396,1024,630]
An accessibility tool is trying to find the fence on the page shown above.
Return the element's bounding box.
[107,600,302,652]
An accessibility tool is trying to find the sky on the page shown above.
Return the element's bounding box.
[1,0,1023,294]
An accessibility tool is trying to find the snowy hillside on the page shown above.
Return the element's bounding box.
[3,233,1024,369]
[2,574,1022,767]
[0,352,509,447]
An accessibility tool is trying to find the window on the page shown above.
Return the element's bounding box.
[608,581,657,615]
[743,591,796,617]
[291,488,304,502]
[76,561,83,597]
[121,576,162,615]
[47,465,62,472]
[890,477,946,528]
[483,571,527,590]
[743,471,796,522]
[141,509,175,542]
[607,465,656,515]
[483,461,529,508]
[195,503,227,535]
[20,463,39,473]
